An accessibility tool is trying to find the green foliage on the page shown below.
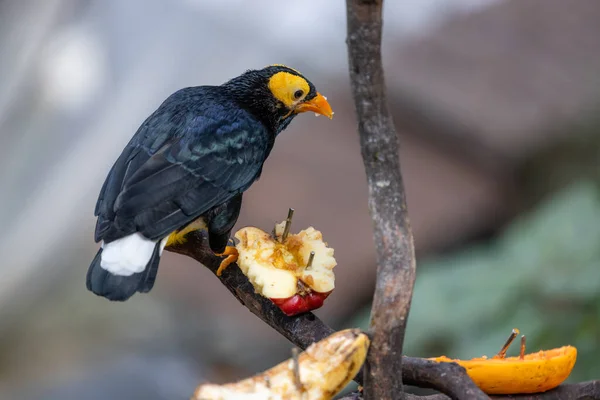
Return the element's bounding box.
[350,180,600,382]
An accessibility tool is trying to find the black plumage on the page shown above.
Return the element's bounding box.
[86,65,328,301]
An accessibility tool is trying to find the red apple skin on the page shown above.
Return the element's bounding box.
[271,291,333,316]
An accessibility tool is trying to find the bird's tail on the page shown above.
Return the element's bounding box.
[86,240,162,301]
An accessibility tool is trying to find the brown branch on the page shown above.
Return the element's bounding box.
[168,233,599,400]
[401,357,488,399]
[346,0,417,398]
[340,381,600,400]
[166,231,486,399]
[167,231,333,350]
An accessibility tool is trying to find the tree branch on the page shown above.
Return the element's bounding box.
[346,0,417,398]
[167,231,332,351]
[166,232,485,399]
[168,233,599,400]
[339,381,600,400]
[401,357,488,399]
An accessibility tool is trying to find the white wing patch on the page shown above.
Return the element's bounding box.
[100,233,157,276]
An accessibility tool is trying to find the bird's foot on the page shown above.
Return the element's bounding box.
[215,246,239,276]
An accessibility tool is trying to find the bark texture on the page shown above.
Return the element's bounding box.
[167,232,485,399]
[340,381,600,400]
[346,0,417,398]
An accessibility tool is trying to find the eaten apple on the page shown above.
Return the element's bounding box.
[233,221,336,316]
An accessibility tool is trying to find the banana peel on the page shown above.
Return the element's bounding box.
[193,329,369,400]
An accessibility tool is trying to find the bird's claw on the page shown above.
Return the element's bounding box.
[215,246,239,276]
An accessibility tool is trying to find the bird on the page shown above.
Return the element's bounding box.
[86,64,333,302]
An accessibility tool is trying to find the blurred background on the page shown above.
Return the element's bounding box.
[1,0,599,398]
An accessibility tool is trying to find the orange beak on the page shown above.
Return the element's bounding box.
[295,92,334,119]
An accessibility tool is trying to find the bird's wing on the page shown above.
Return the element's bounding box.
[94,103,270,243]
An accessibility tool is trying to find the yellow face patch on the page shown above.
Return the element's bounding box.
[267,71,310,108]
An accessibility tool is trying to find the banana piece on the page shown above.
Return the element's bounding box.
[193,329,369,400]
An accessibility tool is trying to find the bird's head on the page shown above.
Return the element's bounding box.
[223,64,333,134]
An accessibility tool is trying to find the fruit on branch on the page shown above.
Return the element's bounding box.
[431,346,577,394]
[429,329,577,394]
[193,328,369,400]
[233,220,336,316]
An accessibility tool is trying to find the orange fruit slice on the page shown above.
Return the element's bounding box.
[429,330,577,394]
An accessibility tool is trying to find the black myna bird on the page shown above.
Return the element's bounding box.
[87,64,333,301]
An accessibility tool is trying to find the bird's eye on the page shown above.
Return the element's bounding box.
[293,89,304,100]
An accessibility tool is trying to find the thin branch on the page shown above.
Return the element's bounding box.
[339,381,600,400]
[346,0,417,398]
[401,357,488,399]
[166,231,486,399]
[167,231,333,350]
[168,234,600,400]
